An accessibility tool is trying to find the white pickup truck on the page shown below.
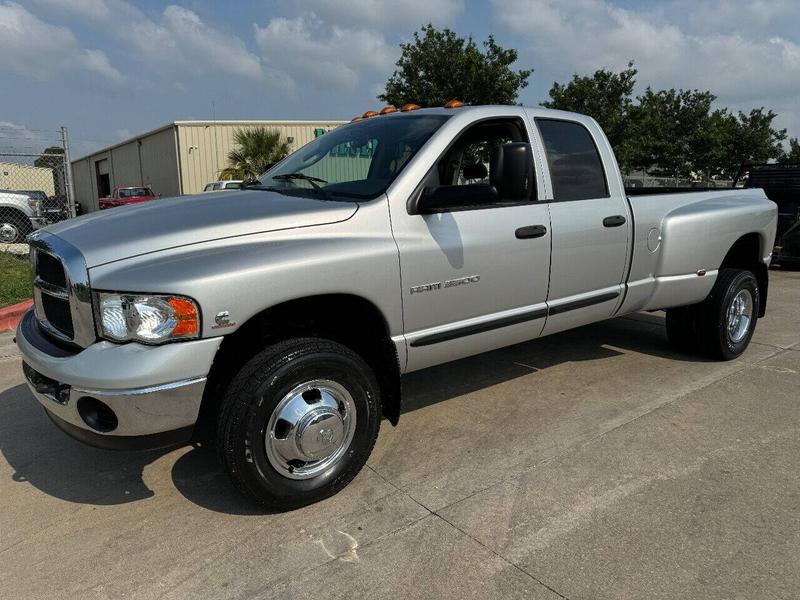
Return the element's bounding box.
[0,189,46,243]
[17,104,777,509]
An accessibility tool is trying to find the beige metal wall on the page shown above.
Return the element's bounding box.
[71,125,180,212]
[72,120,346,211]
[71,157,92,209]
[138,127,181,198]
[0,163,56,196]
[175,121,346,195]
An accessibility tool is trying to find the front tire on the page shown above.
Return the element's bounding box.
[217,338,380,510]
[0,213,31,244]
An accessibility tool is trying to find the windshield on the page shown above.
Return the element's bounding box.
[258,114,449,200]
[119,187,151,198]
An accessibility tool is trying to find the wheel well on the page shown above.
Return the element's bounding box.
[0,206,32,225]
[195,294,402,441]
[720,233,768,317]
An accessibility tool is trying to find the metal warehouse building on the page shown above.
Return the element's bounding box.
[71,120,347,212]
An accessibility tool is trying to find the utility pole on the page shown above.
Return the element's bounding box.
[61,126,76,218]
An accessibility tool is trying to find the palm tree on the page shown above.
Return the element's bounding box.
[218,127,291,181]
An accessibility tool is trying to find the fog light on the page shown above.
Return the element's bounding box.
[76,397,118,432]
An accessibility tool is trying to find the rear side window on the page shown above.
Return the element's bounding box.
[536,119,608,201]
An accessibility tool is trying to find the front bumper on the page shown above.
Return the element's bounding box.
[16,310,223,449]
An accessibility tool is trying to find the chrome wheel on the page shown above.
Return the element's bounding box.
[727,289,753,343]
[0,222,19,243]
[265,379,357,480]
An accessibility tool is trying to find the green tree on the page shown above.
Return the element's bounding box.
[34,145,65,195]
[542,63,637,171]
[727,108,786,173]
[780,137,800,164]
[705,108,786,177]
[626,88,717,178]
[219,128,290,181]
[379,24,532,107]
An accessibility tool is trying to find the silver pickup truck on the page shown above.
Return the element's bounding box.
[17,105,777,509]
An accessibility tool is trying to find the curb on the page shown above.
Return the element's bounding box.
[0,299,33,332]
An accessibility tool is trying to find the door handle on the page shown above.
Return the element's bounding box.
[603,215,626,227]
[515,225,547,239]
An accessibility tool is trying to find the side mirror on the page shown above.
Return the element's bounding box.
[490,143,534,200]
[416,184,499,214]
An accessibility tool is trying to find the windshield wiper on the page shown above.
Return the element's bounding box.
[272,173,328,185]
[270,173,331,200]
[240,182,276,190]
[272,173,328,188]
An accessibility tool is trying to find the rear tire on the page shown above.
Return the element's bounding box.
[217,337,381,510]
[697,268,759,360]
[665,305,699,353]
[665,269,759,360]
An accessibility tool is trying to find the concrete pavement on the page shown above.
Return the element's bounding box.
[1,270,798,599]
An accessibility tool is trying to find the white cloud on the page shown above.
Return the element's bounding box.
[112,128,132,141]
[30,0,111,21]
[126,5,263,80]
[32,0,264,82]
[0,2,122,82]
[494,0,800,101]
[0,121,46,144]
[293,0,464,30]
[254,14,397,89]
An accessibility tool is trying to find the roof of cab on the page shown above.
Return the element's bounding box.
[351,104,591,124]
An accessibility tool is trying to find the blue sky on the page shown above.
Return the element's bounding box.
[2,0,800,158]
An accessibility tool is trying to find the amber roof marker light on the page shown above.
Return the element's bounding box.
[350,116,362,122]
[380,106,398,115]
[400,103,421,112]
[444,99,464,108]
[362,110,379,118]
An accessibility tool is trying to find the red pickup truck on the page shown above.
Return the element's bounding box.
[99,186,158,210]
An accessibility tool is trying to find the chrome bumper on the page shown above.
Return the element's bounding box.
[16,311,222,442]
[23,364,207,436]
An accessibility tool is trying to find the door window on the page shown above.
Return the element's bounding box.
[536,119,608,201]
[434,118,533,205]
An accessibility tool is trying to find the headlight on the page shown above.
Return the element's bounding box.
[96,292,200,343]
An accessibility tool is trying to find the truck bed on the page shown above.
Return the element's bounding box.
[625,186,728,196]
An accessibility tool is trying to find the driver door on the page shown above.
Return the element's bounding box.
[390,115,552,372]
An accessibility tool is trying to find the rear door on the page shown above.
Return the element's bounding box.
[531,117,631,336]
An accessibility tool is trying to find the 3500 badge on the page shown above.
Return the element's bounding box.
[410,275,480,295]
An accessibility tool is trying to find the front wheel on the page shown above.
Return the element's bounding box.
[217,338,381,510]
[0,213,31,243]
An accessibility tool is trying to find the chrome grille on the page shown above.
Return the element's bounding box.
[40,293,74,337]
[34,251,73,338]
[29,232,95,348]
[37,251,67,287]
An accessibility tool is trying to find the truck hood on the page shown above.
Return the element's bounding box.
[44,190,359,267]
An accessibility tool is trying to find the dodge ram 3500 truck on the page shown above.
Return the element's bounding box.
[17,105,777,509]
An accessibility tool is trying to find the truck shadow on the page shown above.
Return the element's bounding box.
[0,382,170,505]
[0,312,708,514]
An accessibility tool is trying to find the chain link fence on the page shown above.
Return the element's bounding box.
[0,125,76,257]
[623,171,733,189]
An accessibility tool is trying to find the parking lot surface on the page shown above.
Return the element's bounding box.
[1,270,799,600]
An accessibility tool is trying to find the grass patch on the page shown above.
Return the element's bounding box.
[0,252,32,308]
